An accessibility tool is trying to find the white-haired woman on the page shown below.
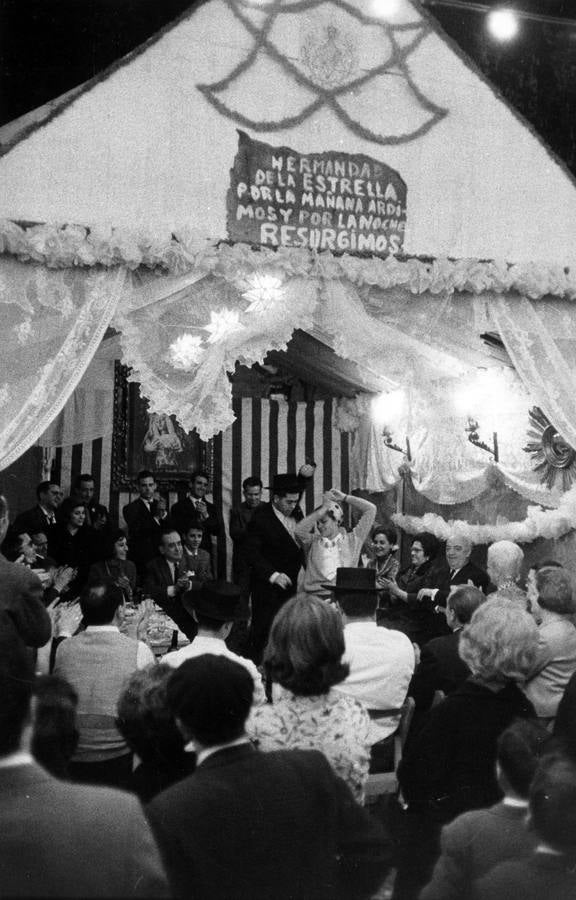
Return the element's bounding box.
[486,540,528,609]
[295,489,376,601]
[394,600,538,897]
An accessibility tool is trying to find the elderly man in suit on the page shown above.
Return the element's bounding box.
[0,629,169,898]
[147,654,389,900]
[143,528,196,639]
[243,473,305,663]
[416,532,490,610]
[0,495,51,650]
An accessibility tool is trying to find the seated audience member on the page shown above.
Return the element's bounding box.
[180,520,213,581]
[143,528,197,639]
[295,489,376,600]
[229,475,263,591]
[409,585,485,711]
[526,559,563,619]
[163,581,265,705]
[117,664,191,802]
[48,497,98,594]
[11,480,61,537]
[487,540,528,608]
[247,595,371,803]
[394,599,538,898]
[32,674,79,779]
[475,751,576,900]
[0,495,51,649]
[147,655,389,900]
[414,531,491,612]
[30,530,56,566]
[88,528,137,603]
[366,525,400,620]
[329,568,415,758]
[422,719,549,900]
[386,533,449,646]
[523,566,576,720]
[400,599,538,817]
[123,470,165,577]
[0,631,169,898]
[53,580,155,789]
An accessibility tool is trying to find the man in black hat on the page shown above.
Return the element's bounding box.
[328,568,416,762]
[244,474,306,663]
[146,655,390,900]
[163,581,265,705]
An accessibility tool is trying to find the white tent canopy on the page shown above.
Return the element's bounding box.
[1,0,576,531]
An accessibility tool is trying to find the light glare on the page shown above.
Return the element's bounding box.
[371,0,403,22]
[487,9,519,42]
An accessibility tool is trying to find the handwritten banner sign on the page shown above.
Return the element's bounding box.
[227,131,407,257]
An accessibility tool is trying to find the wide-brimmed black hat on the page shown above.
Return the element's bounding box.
[182,580,248,621]
[322,567,380,593]
[269,473,304,495]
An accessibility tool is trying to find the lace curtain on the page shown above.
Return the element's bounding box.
[0,258,128,469]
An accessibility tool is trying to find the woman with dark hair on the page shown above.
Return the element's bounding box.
[385,533,449,645]
[117,664,191,802]
[247,596,370,802]
[367,525,400,619]
[87,529,137,603]
[48,498,97,595]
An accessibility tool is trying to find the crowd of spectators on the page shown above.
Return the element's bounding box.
[2,469,576,899]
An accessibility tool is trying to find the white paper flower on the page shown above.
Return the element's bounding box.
[15,319,32,345]
[168,334,205,371]
[242,274,284,314]
[203,309,244,344]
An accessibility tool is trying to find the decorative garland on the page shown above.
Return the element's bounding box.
[392,483,576,545]
[2,219,576,301]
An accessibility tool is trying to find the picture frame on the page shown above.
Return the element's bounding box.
[111,362,212,491]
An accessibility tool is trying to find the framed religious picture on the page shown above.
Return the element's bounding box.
[111,363,212,490]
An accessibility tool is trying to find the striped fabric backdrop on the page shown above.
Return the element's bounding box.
[43,396,352,579]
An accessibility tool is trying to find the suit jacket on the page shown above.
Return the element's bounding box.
[475,852,576,900]
[123,497,163,574]
[229,500,263,582]
[0,763,168,897]
[244,503,304,594]
[244,503,305,659]
[409,631,470,710]
[11,505,57,537]
[169,497,223,550]
[398,679,535,820]
[0,553,51,648]
[421,801,535,900]
[434,560,491,606]
[147,743,389,900]
[142,556,196,638]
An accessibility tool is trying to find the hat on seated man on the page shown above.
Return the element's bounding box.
[163,581,266,705]
[328,568,416,762]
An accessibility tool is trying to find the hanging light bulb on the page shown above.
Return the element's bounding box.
[487,8,520,42]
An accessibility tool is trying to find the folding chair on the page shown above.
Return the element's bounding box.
[364,696,416,803]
